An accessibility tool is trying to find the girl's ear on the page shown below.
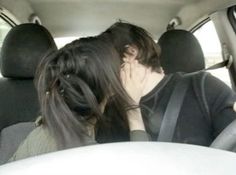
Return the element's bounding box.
[123,45,138,63]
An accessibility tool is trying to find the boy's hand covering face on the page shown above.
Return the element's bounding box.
[120,60,150,105]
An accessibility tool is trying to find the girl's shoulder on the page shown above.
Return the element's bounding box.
[9,120,57,162]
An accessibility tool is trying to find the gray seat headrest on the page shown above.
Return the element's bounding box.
[0,23,57,78]
[158,30,205,74]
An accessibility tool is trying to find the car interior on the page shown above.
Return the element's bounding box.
[0,0,236,173]
[0,23,57,164]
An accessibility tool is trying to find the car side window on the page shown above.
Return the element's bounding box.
[0,17,12,77]
[194,20,232,88]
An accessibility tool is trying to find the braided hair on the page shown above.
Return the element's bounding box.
[35,36,131,149]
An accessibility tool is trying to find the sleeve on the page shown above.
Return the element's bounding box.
[8,134,31,162]
[204,74,236,138]
[8,126,57,162]
[130,130,151,141]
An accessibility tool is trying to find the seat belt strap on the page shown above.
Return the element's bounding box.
[157,76,190,142]
[206,60,228,70]
[205,57,233,70]
[206,43,234,71]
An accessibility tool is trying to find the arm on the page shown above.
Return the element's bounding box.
[204,74,236,138]
[127,108,150,141]
[121,61,151,141]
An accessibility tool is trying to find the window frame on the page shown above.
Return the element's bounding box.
[190,17,210,33]
[0,7,18,78]
[228,6,236,34]
[227,6,236,90]
[0,7,18,27]
[191,18,233,88]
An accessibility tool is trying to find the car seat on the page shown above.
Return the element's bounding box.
[0,23,57,164]
[158,29,205,74]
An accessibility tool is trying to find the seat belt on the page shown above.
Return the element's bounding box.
[206,43,233,70]
[206,57,233,70]
[157,75,191,142]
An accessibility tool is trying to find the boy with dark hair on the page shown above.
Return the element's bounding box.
[97,21,236,147]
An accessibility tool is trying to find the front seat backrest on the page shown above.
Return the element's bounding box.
[0,24,57,164]
[158,30,205,74]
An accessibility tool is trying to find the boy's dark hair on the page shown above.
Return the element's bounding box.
[101,21,162,73]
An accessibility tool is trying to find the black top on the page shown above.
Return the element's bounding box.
[97,72,236,146]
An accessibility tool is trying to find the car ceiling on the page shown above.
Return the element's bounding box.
[27,0,236,39]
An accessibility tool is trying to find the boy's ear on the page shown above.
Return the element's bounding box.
[123,45,138,63]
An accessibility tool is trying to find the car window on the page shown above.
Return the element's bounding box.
[194,20,232,88]
[54,37,78,48]
[0,17,12,78]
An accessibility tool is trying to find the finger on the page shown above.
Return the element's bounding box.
[134,60,144,75]
[120,68,126,87]
[128,60,139,79]
[129,61,134,78]
[123,52,131,64]
[121,63,125,68]
[123,63,131,81]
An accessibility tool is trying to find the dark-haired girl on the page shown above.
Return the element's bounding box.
[9,36,149,161]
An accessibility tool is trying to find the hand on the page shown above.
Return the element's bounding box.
[120,60,149,105]
[120,60,149,131]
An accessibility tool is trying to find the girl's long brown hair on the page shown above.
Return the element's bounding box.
[35,36,131,149]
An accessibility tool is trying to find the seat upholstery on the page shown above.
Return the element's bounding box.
[158,29,205,74]
[0,23,57,164]
[0,122,35,164]
[0,23,57,131]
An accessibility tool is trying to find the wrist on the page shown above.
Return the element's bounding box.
[127,108,145,131]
